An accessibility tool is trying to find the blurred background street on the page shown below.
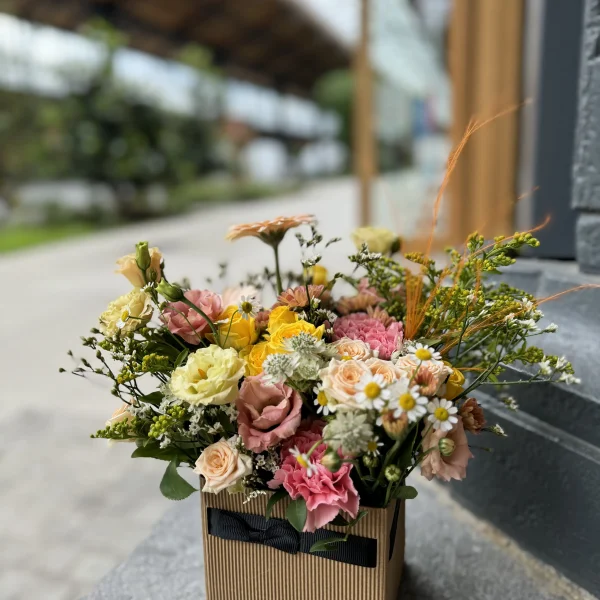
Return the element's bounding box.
[2,0,597,598]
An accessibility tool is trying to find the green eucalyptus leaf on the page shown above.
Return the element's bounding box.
[265,488,288,520]
[395,485,418,500]
[309,536,347,553]
[286,497,307,532]
[159,460,197,501]
[174,349,189,368]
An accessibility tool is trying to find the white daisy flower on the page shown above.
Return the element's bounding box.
[238,295,260,320]
[313,384,335,416]
[355,373,391,410]
[366,436,384,456]
[388,377,427,422]
[406,342,442,363]
[116,306,131,329]
[290,446,317,477]
[427,398,458,432]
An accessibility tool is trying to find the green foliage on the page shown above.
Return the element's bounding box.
[159,460,198,501]
[265,488,288,520]
[286,497,308,532]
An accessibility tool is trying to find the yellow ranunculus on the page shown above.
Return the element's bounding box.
[351,226,400,254]
[170,345,245,406]
[443,361,465,400]
[267,306,298,332]
[267,319,324,351]
[308,264,328,286]
[213,305,258,351]
[99,289,153,336]
[240,341,277,376]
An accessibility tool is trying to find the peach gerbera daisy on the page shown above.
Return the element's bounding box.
[225,214,315,244]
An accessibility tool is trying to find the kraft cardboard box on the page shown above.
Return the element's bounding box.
[201,491,405,600]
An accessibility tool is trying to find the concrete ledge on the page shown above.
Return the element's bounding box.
[83,481,590,600]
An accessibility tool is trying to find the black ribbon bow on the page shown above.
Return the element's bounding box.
[207,508,379,568]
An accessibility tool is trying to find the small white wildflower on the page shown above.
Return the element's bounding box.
[290,446,317,477]
[159,436,172,449]
[539,359,552,376]
[427,398,458,432]
[406,342,442,363]
[238,295,260,320]
[519,318,539,332]
[354,372,391,410]
[503,313,516,323]
[313,384,335,416]
[490,424,507,437]
[543,323,558,333]
[261,353,299,385]
[243,490,268,504]
[324,412,373,455]
[283,332,326,356]
[502,396,519,411]
[387,377,428,422]
[559,373,581,385]
[555,356,568,370]
[521,297,535,313]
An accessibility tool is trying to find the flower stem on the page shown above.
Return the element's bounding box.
[273,244,283,295]
[181,298,221,346]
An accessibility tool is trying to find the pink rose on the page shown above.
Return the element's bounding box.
[237,377,302,452]
[162,290,222,345]
[333,312,403,360]
[268,421,359,532]
[420,418,473,482]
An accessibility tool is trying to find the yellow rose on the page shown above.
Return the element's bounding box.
[212,305,258,351]
[170,345,245,406]
[99,289,153,336]
[307,264,328,286]
[116,247,162,287]
[193,439,253,494]
[267,319,324,351]
[443,361,465,400]
[268,306,298,332]
[351,226,400,254]
[240,341,277,376]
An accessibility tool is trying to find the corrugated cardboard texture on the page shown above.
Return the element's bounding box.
[201,491,405,600]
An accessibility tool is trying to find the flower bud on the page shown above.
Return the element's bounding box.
[382,411,409,441]
[438,438,455,457]
[362,454,379,469]
[384,465,402,482]
[320,449,342,473]
[157,280,184,302]
[135,241,151,271]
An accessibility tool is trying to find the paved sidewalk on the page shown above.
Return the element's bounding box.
[0,179,361,600]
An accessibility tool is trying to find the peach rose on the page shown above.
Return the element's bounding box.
[194,439,253,494]
[331,338,372,361]
[116,247,162,287]
[395,356,451,396]
[318,358,371,410]
[420,418,473,482]
[365,357,402,384]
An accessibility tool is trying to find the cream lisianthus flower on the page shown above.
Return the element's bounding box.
[99,289,153,336]
[194,439,253,493]
[116,246,162,287]
[170,345,245,406]
[351,226,400,254]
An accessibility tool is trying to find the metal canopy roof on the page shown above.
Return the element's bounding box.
[5,0,352,95]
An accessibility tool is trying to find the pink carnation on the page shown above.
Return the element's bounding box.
[268,421,359,532]
[333,312,403,360]
[162,290,222,345]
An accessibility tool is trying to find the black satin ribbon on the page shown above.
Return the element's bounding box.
[207,508,379,568]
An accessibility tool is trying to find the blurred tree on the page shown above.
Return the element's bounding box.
[314,69,354,169]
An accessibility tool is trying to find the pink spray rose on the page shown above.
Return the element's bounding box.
[420,418,473,482]
[162,290,222,345]
[333,312,403,360]
[268,421,359,532]
[236,376,302,452]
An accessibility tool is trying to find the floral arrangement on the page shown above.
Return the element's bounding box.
[65,214,579,540]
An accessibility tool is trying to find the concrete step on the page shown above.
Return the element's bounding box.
[82,481,593,600]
